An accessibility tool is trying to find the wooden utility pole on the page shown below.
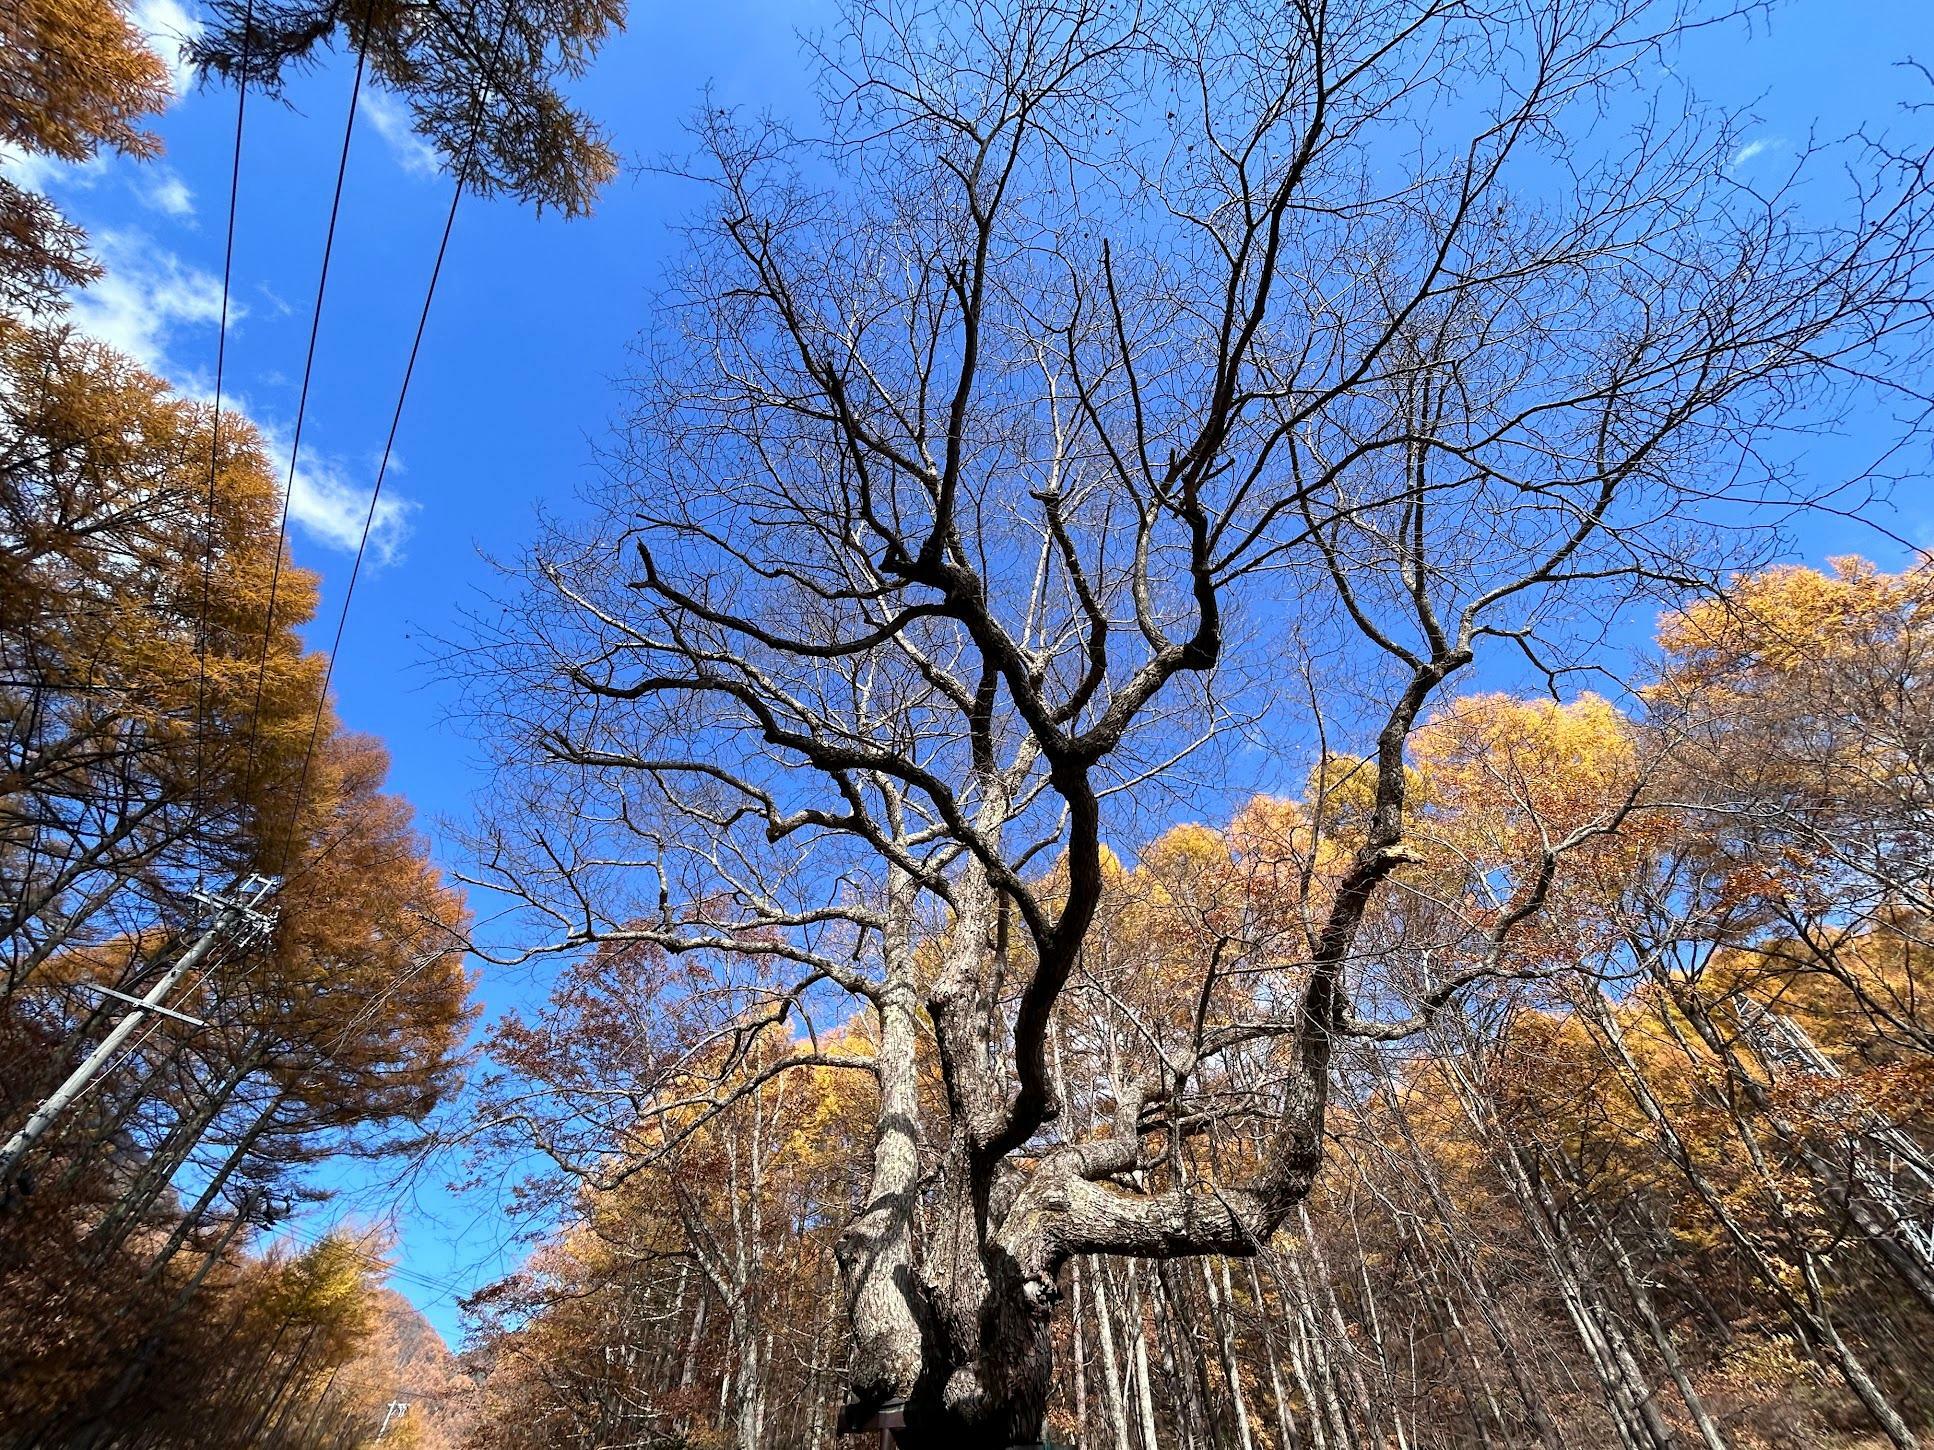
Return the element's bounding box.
[0,875,278,1193]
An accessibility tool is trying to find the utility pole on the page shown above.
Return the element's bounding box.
[0,874,279,1193]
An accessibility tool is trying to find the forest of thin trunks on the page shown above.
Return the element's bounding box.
[466,945,1934,1450]
[462,552,1934,1450]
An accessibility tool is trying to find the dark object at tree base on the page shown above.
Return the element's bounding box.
[838,1398,907,1441]
[836,1403,1053,1450]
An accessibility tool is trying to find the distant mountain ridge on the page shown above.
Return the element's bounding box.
[369,1288,475,1448]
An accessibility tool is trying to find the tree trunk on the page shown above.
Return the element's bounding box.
[1206,1259,1257,1450]
[1246,1259,1305,1450]
[1578,991,1920,1450]
[1089,1258,1135,1450]
[835,869,928,1413]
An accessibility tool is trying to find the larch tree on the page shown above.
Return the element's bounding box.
[0,340,475,1436]
[0,322,325,1010]
[459,0,1934,1440]
[2,0,625,1443]
[1642,557,1934,1047]
[0,0,170,311]
[475,992,870,1449]
[187,0,624,217]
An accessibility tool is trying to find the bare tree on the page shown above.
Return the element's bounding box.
[460,0,1934,1439]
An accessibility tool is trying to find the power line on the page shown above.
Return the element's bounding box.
[190,0,255,892]
[236,2,377,815]
[275,7,517,877]
[267,1215,486,1303]
[58,929,253,1119]
[10,15,365,1216]
[125,15,518,1312]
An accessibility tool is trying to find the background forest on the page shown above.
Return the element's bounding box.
[4,0,1934,1448]
[458,560,1934,1450]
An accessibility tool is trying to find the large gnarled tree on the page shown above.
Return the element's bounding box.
[462,0,1934,1440]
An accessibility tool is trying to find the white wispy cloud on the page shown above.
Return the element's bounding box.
[364,89,443,180]
[59,231,416,564]
[282,445,419,565]
[1,145,63,196]
[142,167,196,220]
[1728,136,1788,172]
[65,230,230,374]
[128,0,203,100]
[0,142,108,197]
[3,144,191,230]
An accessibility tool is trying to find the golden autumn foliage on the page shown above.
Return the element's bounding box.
[464,557,1934,1450]
[3,202,472,1450]
[0,0,165,162]
[1649,555,1934,932]
[0,4,656,1444]
[0,321,324,933]
[0,1214,430,1447]
[1656,556,1934,687]
[467,1014,871,1448]
[0,0,170,309]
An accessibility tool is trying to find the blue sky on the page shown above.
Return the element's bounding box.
[12,0,1934,1344]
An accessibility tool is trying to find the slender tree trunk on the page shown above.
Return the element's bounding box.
[1205,1259,1257,1450]
[1154,1262,1215,1449]
[1579,991,1920,1450]
[1129,1267,1162,1450]
[679,1288,708,1391]
[1573,1184,1729,1450]
[1090,1257,1135,1450]
[141,1081,283,1279]
[1298,1210,1384,1448]
[835,867,927,1415]
[1667,984,1934,1318]
[1072,1254,1091,1447]
[1274,1251,1352,1450]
